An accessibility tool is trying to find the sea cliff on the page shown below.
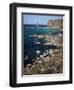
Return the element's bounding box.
[47,19,63,29]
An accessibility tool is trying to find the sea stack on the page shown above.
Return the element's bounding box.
[36,22,39,28]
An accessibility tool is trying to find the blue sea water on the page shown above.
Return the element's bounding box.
[24,25,62,65]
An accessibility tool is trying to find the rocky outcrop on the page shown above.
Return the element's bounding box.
[31,33,63,47]
[47,19,63,29]
[24,48,63,75]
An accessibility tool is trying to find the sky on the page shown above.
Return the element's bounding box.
[23,14,63,25]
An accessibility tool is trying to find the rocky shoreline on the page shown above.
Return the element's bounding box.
[24,48,63,75]
[31,33,63,47]
[23,32,63,75]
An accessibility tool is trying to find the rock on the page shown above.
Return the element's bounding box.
[51,54,56,57]
[36,57,40,60]
[36,22,39,28]
[24,56,28,60]
[43,52,47,57]
[26,64,31,67]
[45,56,50,60]
[36,50,40,55]
[49,49,54,54]
[47,19,63,29]
[35,42,40,45]
[40,55,44,59]
[58,33,63,37]
[32,59,35,62]
[40,68,45,72]
[35,60,39,63]
[54,49,59,52]
[44,57,50,62]
[45,50,49,54]
[31,64,35,68]
[44,42,53,45]
[38,61,42,64]
[44,67,57,74]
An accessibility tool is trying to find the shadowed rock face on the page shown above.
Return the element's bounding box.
[47,19,63,29]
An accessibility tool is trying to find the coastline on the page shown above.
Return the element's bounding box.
[23,28,63,75]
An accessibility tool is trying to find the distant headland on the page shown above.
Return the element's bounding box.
[47,19,63,29]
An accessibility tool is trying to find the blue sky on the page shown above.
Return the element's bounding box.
[23,14,63,25]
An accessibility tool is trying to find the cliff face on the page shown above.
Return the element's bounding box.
[47,19,63,29]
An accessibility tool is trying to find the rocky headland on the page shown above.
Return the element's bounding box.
[47,19,63,29]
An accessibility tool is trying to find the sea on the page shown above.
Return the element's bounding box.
[24,25,62,65]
